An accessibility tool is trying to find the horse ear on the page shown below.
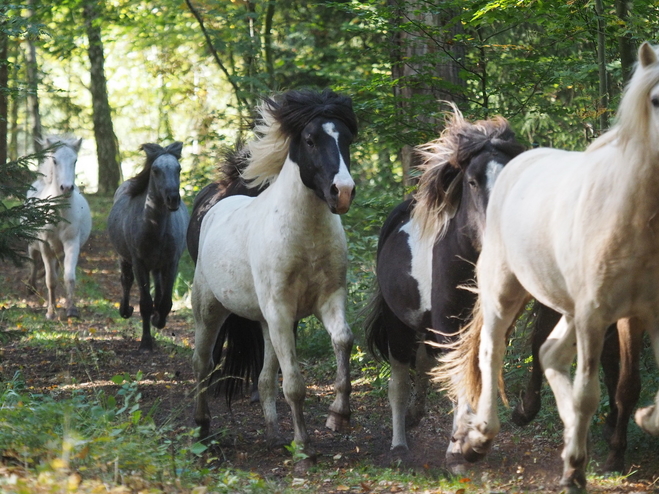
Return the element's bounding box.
[140,143,163,160]
[73,138,83,152]
[165,141,183,160]
[639,42,658,68]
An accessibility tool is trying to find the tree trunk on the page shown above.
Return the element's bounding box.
[82,0,121,195]
[594,0,609,131]
[26,0,42,152]
[389,0,465,190]
[615,0,635,83]
[0,27,8,166]
[8,43,19,161]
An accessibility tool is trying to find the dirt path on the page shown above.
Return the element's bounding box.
[1,229,657,492]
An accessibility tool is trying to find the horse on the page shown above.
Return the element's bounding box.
[363,106,525,468]
[107,142,189,352]
[435,42,659,493]
[26,136,92,320]
[512,303,644,473]
[191,89,358,461]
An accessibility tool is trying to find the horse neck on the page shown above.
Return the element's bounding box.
[265,155,336,227]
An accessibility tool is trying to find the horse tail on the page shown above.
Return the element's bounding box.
[363,282,390,362]
[211,314,264,406]
[433,297,485,407]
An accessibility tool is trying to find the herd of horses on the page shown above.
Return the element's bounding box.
[23,42,659,491]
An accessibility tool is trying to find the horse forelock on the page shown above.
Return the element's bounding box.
[242,89,357,188]
[411,110,520,244]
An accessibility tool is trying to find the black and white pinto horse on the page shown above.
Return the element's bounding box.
[108,142,189,352]
[364,106,525,467]
[192,90,358,459]
[436,43,659,492]
[27,136,91,320]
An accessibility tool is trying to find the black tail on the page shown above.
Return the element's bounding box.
[210,313,264,406]
[363,282,390,362]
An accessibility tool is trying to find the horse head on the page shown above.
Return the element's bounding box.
[290,117,356,215]
[140,142,183,211]
[41,136,82,195]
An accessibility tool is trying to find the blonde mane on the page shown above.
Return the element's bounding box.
[411,105,521,244]
[242,101,290,188]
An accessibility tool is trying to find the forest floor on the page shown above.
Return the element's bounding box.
[1,224,659,493]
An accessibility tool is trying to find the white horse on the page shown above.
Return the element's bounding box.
[27,136,92,320]
[192,90,357,460]
[435,42,659,492]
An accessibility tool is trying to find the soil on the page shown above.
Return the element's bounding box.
[1,229,658,493]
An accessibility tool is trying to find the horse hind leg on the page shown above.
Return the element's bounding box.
[512,302,562,426]
[151,264,177,329]
[406,340,433,428]
[603,318,643,473]
[42,246,60,320]
[133,263,155,351]
[119,259,134,319]
[26,243,43,295]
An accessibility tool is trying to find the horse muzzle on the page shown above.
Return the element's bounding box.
[60,184,74,195]
[328,181,355,215]
[165,193,181,211]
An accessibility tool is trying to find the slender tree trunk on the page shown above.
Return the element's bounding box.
[82,0,121,195]
[615,0,635,83]
[0,27,8,166]
[8,43,19,161]
[594,0,609,131]
[389,0,465,190]
[263,0,275,88]
[25,0,42,152]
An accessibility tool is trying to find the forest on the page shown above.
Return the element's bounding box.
[1,0,659,492]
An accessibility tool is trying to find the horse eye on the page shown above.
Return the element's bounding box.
[305,138,315,148]
[52,158,58,166]
[468,179,478,187]
[652,96,659,108]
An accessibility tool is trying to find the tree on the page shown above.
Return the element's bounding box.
[82,0,121,195]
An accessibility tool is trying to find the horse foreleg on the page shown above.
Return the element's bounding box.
[42,245,59,320]
[388,353,411,452]
[62,240,82,318]
[318,289,353,433]
[512,303,562,426]
[603,318,643,473]
[407,341,433,428]
[263,314,311,456]
[634,321,659,435]
[600,324,621,443]
[152,264,177,329]
[557,316,604,492]
[134,263,154,351]
[119,259,134,319]
[191,272,229,441]
[446,392,473,474]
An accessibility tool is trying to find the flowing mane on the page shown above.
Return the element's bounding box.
[242,89,358,188]
[125,142,183,197]
[411,105,524,243]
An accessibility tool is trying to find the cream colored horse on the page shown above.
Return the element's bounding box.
[436,42,659,493]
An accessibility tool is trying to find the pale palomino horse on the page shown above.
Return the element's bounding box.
[27,136,91,320]
[192,89,357,460]
[435,42,659,493]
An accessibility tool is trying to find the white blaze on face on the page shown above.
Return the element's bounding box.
[322,122,354,213]
[485,160,505,193]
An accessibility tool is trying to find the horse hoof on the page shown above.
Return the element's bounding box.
[405,409,424,428]
[266,435,289,450]
[635,406,659,435]
[389,445,412,467]
[511,403,533,426]
[138,339,154,352]
[46,310,57,321]
[461,440,490,463]
[560,468,587,493]
[26,285,38,296]
[446,451,472,475]
[602,453,624,474]
[66,307,80,319]
[325,410,350,432]
[250,389,260,403]
[120,305,134,319]
[151,312,166,329]
[293,454,317,474]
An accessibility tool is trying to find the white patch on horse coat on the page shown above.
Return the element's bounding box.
[322,122,354,189]
[399,220,433,325]
[486,160,505,193]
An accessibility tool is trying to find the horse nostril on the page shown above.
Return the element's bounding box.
[330,184,339,198]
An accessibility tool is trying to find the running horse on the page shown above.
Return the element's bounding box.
[191,89,358,460]
[364,105,525,468]
[26,136,92,320]
[436,42,659,492]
